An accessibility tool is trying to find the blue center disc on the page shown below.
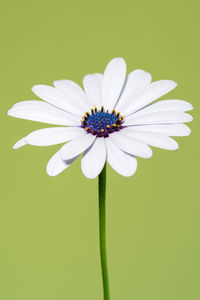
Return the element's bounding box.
[81,107,124,137]
[87,112,117,131]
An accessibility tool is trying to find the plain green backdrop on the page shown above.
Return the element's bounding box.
[0,0,199,299]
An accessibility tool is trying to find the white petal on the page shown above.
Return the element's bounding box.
[60,134,96,160]
[13,137,27,149]
[124,80,177,115]
[7,101,80,126]
[105,138,137,177]
[110,130,152,159]
[126,99,193,121]
[32,85,84,116]
[26,127,85,146]
[47,150,78,177]
[115,69,152,112]
[101,58,127,111]
[53,80,90,111]
[81,138,106,179]
[126,124,191,136]
[124,127,178,150]
[124,111,193,126]
[83,73,103,108]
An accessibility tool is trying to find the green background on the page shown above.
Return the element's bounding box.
[0,0,199,299]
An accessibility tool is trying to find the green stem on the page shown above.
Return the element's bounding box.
[98,163,110,300]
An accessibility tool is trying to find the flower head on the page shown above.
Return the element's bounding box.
[8,58,193,178]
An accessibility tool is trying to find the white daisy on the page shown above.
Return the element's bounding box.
[7,58,193,179]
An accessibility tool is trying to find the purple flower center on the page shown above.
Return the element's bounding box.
[81,106,124,137]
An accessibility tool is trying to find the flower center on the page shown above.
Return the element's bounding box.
[81,106,124,137]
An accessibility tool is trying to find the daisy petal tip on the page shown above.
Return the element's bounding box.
[46,168,57,177]
[140,148,153,159]
[185,114,193,123]
[144,147,153,159]
[31,85,38,92]
[46,160,60,177]
[46,169,53,177]
[146,150,153,159]
[169,80,177,88]
[81,162,102,179]
[12,137,27,150]
[7,109,13,116]
[172,141,179,151]
[122,165,138,177]
[117,57,126,64]
[111,57,126,63]
[167,138,179,151]
[107,57,127,70]
[186,127,192,136]
[46,167,59,177]
[82,172,98,180]
[31,84,41,90]
[162,79,177,87]
[7,108,20,118]
[187,103,194,111]
[53,79,60,86]
[166,79,178,90]
[164,141,179,151]
[31,84,46,95]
